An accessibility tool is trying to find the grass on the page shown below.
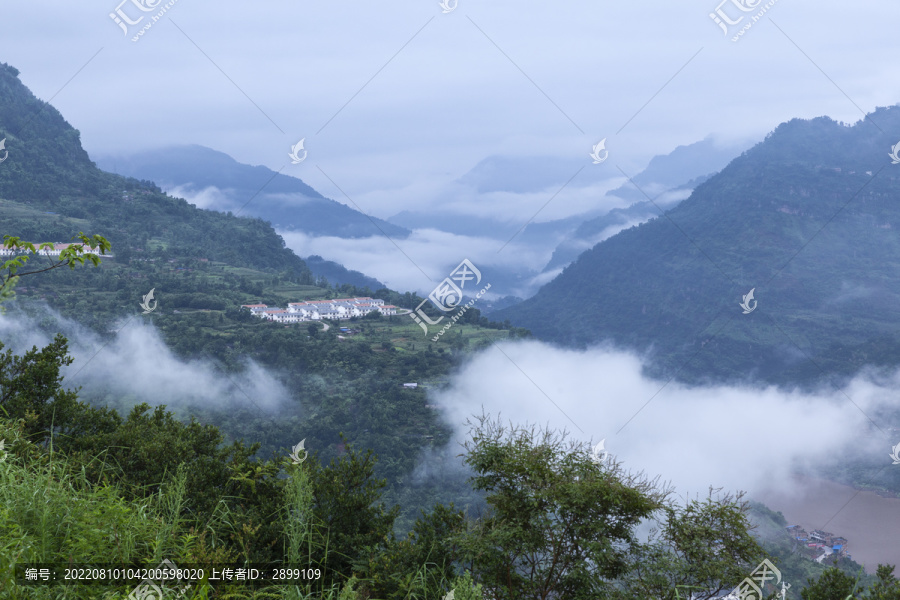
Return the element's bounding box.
[350,318,510,353]
[0,419,359,600]
[0,199,91,227]
[0,420,180,598]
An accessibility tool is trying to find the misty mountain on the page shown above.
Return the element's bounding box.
[496,107,900,386]
[96,145,411,239]
[0,61,315,286]
[453,137,747,198]
[539,137,751,273]
[386,154,616,241]
[604,136,752,203]
[542,175,710,273]
[387,140,749,302]
[388,138,749,279]
[304,255,384,289]
[456,155,588,194]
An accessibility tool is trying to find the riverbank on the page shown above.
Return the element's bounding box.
[756,476,900,573]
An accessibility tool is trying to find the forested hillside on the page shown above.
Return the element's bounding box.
[499,108,900,389]
[0,59,525,527]
[1,60,897,599]
[96,144,411,239]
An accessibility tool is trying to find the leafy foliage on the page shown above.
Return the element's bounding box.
[0,231,110,311]
[0,60,897,600]
[0,346,897,598]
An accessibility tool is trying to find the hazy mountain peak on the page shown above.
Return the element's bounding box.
[96,145,410,240]
[496,106,900,387]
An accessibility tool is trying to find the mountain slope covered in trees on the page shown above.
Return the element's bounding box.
[0,59,526,533]
[96,144,410,239]
[1,61,895,600]
[497,108,900,388]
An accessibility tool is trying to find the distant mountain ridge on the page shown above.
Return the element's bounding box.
[304,255,384,290]
[0,61,393,298]
[539,137,752,274]
[0,61,316,284]
[603,136,751,203]
[541,175,710,273]
[496,107,900,386]
[389,138,747,239]
[96,145,410,240]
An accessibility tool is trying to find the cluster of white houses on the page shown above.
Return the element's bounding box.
[241,297,399,323]
[0,243,110,257]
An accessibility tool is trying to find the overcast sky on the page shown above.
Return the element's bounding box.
[3,0,900,218]
[4,1,900,295]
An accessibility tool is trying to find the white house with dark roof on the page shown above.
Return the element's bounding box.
[241,303,269,313]
[247,297,394,324]
[2,243,114,258]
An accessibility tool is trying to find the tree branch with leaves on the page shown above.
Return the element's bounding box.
[0,232,111,310]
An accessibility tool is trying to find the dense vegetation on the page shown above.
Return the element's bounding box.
[498,109,900,494]
[499,108,900,390]
[0,58,526,532]
[2,336,894,599]
[2,60,898,598]
[304,254,385,290]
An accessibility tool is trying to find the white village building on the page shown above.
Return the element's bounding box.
[0,243,113,258]
[241,297,398,324]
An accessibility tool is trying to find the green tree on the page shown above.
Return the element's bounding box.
[622,489,764,600]
[866,565,900,600]
[365,503,466,599]
[801,567,860,600]
[459,415,664,600]
[0,232,110,310]
[0,334,85,444]
[307,438,399,586]
[64,402,264,521]
[449,571,485,600]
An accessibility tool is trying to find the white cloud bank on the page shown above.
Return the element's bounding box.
[430,341,896,498]
[0,306,292,415]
